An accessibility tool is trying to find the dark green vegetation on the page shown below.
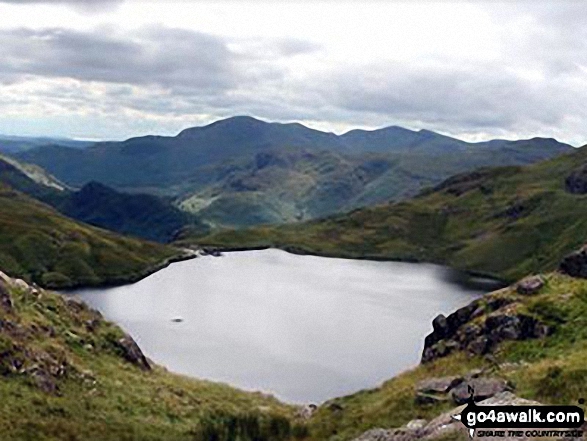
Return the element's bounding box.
[306,272,587,440]
[0,156,207,243]
[16,116,571,227]
[191,145,586,282]
[0,181,185,289]
[0,275,304,441]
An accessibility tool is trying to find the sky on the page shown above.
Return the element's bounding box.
[0,0,586,145]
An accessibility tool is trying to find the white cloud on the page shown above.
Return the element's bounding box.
[0,1,585,145]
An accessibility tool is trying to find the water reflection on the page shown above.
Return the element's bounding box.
[70,249,487,403]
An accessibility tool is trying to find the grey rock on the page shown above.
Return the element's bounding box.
[467,335,491,355]
[516,275,545,295]
[451,377,511,404]
[431,314,448,338]
[416,376,463,395]
[116,335,151,371]
[354,392,544,441]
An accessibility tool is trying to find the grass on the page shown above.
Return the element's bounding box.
[0,184,184,289]
[186,147,587,282]
[0,278,304,441]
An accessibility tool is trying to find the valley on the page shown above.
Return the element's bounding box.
[190,144,586,282]
[14,117,572,228]
[0,117,586,441]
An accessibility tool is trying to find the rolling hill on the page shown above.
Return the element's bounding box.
[0,180,189,289]
[188,144,586,282]
[0,273,301,441]
[0,156,206,243]
[15,116,572,228]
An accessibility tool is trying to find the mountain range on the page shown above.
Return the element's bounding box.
[15,116,573,227]
[192,141,586,282]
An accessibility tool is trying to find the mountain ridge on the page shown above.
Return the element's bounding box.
[14,116,573,228]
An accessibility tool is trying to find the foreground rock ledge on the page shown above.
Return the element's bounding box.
[353,392,551,441]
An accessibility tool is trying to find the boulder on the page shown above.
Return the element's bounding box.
[451,377,511,404]
[560,246,587,278]
[416,376,463,395]
[354,392,545,441]
[516,275,544,295]
[115,335,151,371]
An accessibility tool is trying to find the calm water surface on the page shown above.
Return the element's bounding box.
[71,249,486,403]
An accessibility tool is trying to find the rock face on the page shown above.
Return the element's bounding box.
[422,294,550,363]
[115,335,151,371]
[560,246,587,278]
[565,165,587,194]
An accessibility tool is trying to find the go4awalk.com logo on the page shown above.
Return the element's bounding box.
[452,389,585,439]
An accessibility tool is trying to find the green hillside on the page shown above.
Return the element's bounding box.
[189,145,586,282]
[0,183,186,289]
[0,273,303,441]
[0,157,206,243]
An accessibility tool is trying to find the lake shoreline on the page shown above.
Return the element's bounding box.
[193,244,508,290]
[59,249,199,292]
[70,249,488,403]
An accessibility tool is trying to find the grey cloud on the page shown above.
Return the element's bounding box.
[0,27,237,92]
[309,59,583,139]
[275,38,321,56]
[0,26,315,94]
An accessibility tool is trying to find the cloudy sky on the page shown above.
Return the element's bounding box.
[0,0,586,145]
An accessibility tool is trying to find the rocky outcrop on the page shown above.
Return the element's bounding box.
[115,335,151,371]
[415,371,510,406]
[0,271,152,399]
[422,292,550,363]
[450,377,511,404]
[565,165,587,194]
[560,245,587,278]
[353,392,544,441]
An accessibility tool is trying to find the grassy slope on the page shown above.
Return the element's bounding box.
[0,277,302,441]
[189,146,586,282]
[307,272,587,440]
[0,184,183,289]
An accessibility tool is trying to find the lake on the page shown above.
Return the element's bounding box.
[70,249,488,403]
